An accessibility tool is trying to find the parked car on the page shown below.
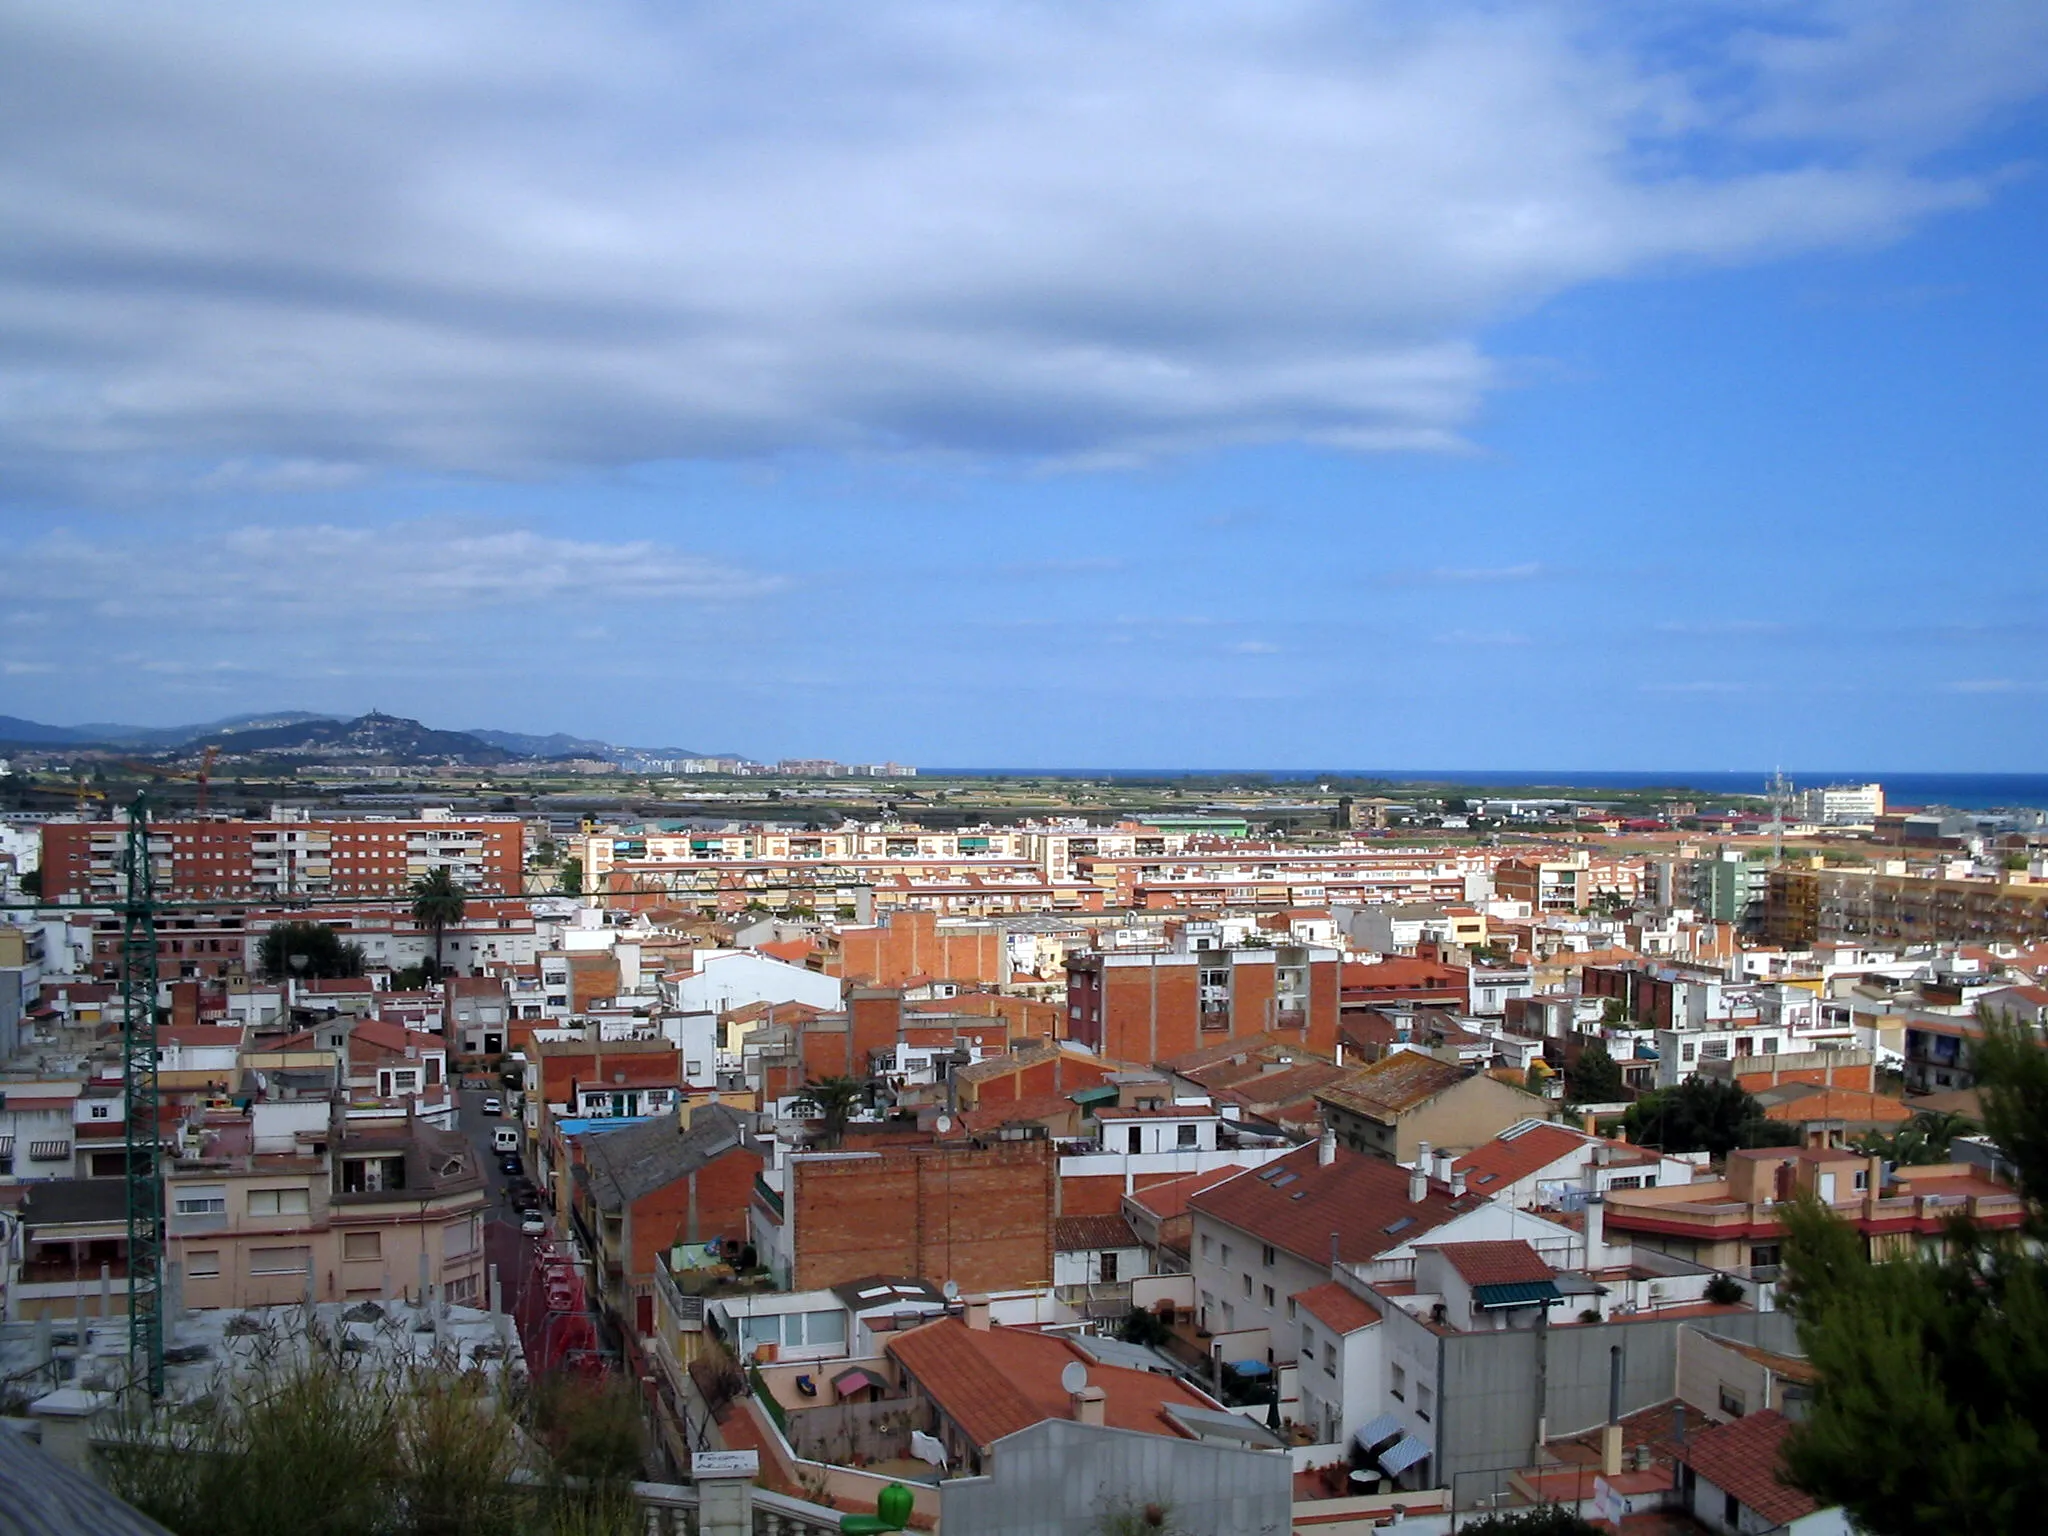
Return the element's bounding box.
[500,1156,522,1175]
[520,1214,548,1237]
[480,1097,502,1116]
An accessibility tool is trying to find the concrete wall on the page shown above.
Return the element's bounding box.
[1435,1308,1801,1506]
[940,1418,1292,1536]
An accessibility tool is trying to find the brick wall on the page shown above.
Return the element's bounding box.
[624,1145,764,1285]
[834,910,1005,988]
[789,1140,1054,1292]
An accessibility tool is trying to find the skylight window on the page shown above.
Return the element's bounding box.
[1381,1216,1415,1235]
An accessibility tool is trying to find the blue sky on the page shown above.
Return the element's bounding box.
[2,2,2045,769]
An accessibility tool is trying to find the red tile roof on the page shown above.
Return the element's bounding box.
[1188,1142,1477,1265]
[1122,1165,1249,1221]
[886,1318,1217,1450]
[1294,1281,1381,1335]
[1315,1053,1469,1121]
[1453,1122,1588,1192]
[1424,1240,1554,1287]
[1670,1411,1817,1526]
[1053,1214,1141,1252]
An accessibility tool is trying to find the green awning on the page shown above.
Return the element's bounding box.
[1071,1085,1121,1105]
[1473,1280,1561,1310]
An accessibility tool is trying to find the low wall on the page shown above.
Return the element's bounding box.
[784,1396,934,1468]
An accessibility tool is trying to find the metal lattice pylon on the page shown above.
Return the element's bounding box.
[120,793,165,1397]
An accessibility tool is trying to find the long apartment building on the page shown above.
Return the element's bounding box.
[1767,865,2048,947]
[41,810,524,904]
[1066,943,1344,1063]
[1076,848,1494,910]
[80,897,539,981]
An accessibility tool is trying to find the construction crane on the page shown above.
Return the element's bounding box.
[120,743,221,814]
[118,793,165,1397]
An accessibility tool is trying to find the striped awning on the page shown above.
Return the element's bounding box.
[1377,1434,1432,1477]
[27,1141,71,1161]
[0,1136,13,1157]
[1354,1412,1404,1452]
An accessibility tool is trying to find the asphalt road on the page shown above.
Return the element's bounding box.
[456,1079,540,1314]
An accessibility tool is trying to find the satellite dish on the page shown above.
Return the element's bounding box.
[935,1114,953,1134]
[1060,1361,1088,1394]
[942,1279,961,1301]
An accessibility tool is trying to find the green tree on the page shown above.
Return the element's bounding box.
[257,921,366,981]
[1854,1109,1976,1168]
[794,1075,865,1148]
[1623,1077,1773,1157]
[556,857,584,897]
[1565,1043,1624,1104]
[409,865,468,980]
[18,868,39,897]
[1779,1011,2048,1534]
[1600,996,1628,1027]
[1456,1508,1600,1536]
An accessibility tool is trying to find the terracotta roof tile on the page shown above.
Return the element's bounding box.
[1294,1281,1381,1335]
[1314,1054,1468,1122]
[1453,1122,1586,1191]
[1053,1214,1140,1251]
[1423,1239,1554,1287]
[886,1318,1217,1450]
[1670,1411,1817,1526]
[1122,1165,1249,1221]
[1188,1142,1476,1265]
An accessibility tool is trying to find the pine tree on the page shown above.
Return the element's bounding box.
[1780,1011,2048,1534]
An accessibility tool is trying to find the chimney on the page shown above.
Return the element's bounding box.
[1433,1146,1454,1186]
[1070,1384,1107,1427]
[1584,1194,1604,1269]
[1450,1166,1467,1198]
[1581,1110,1596,1135]
[963,1294,992,1331]
[1318,1126,1337,1167]
[1409,1161,1428,1204]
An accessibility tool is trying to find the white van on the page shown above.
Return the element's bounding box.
[492,1126,520,1154]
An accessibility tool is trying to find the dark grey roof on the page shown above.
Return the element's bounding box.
[0,1421,174,1536]
[829,1276,945,1313]
[581,1102,754,1212]
[20,1179,128,1229]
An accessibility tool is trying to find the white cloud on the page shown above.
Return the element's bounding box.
[0,2,2038,479]
[1433,628,1531,646]
[1229,639,1283,654]
[15,519,778,624]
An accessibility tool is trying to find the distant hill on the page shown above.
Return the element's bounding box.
[0,709,736,766]
[0,710,342,749]
[212,712,512,765]
[466,728,621,758]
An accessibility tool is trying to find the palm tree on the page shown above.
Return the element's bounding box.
[409,865,468,980]
[794,1076,866,1148]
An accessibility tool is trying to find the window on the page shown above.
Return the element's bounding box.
[1285,1297,1297,1321]
[1242,1274,1252,1297]
[1718,1384,1746,1418]
[1681,1042,1696,1064]
[1263,1285,1276,1308]
[1201,1235,1213,1260]
[187,1250,221,1278]
[1391,1363,1406,1401]
[174,1188,227,1216]
[1127,1127,1143,1154]
[249,1245,311,1276]
[1301,1324,1314,1354]
[1099,1252,1119,1284]
[89,1103,110,1120]
[1177,1123,1198,1148]
[1417,1381,1433,1422]
[1323,1343,1336,1376]
[1220,1243,1232,1268]
[247,1187,309,1217]
[1261,1244,1276,1268]
[343,1232,381,1262]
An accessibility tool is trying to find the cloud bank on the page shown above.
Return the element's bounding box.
[2,1,2044,485]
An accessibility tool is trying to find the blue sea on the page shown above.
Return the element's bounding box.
[923,769,2048,812]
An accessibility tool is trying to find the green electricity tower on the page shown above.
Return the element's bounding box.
[119,794,165,1397]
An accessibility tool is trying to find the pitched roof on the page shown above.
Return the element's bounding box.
[953,1041,1060,1085]
[886,1317,1218,1450]
[1053,1214,1140,1252]
[579,1102,755,1212]
[1212,1061,1354,1113]
[1753,1084,1912,1126]
[1670,1410,1817,1526]
[1156,1033,1305,1076]
[1188,1142,1477,1265]
[1122,1165,1250,1221]
[1315,1053,1469,1123]
[1424,1240,1554,1287]
[1294,1281,1381,1335]
[1453,1121,1588,1192]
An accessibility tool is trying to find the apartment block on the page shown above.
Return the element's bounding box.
[1065,945,1342,1064]
[41,810,524,904]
